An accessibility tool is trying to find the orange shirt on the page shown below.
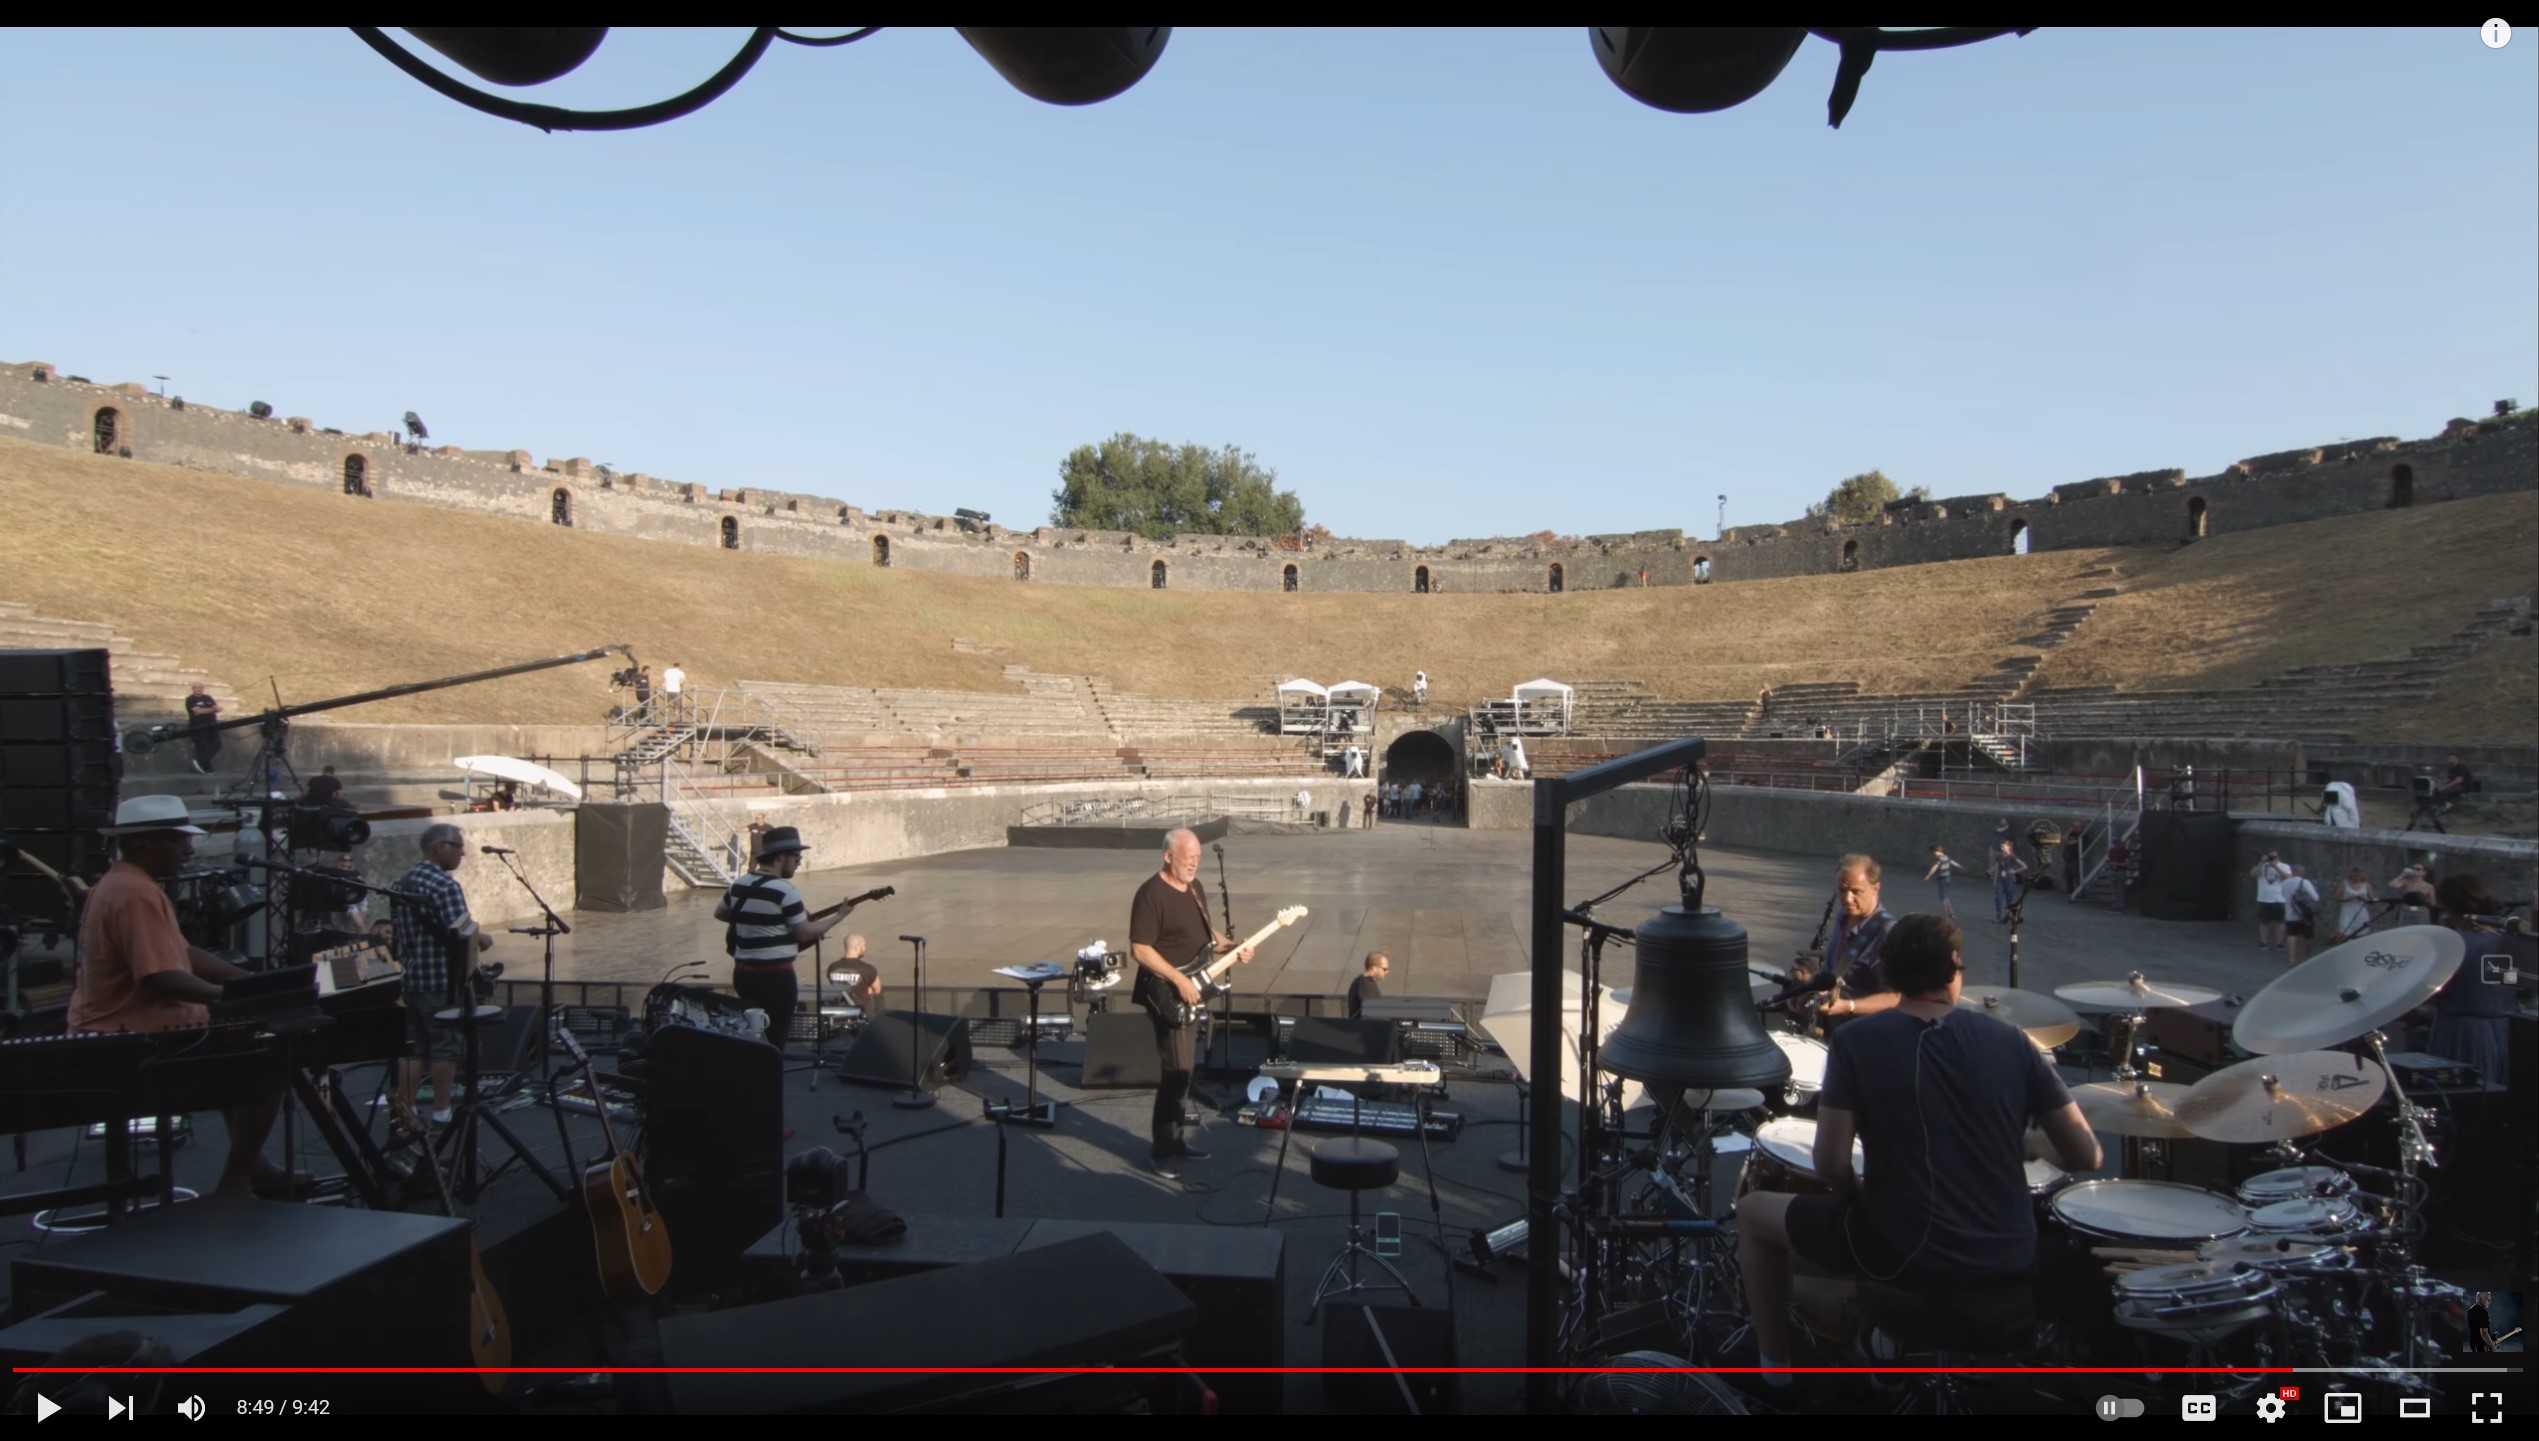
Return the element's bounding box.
[69,861,208,1033]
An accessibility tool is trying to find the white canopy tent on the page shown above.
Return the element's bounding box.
[1511,678,1574,735]
[1275,678,1329,735]
[1325,681,1380,734]
[1477,969,1645,1112]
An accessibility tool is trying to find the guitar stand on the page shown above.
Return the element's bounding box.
[436,1003,570,1205]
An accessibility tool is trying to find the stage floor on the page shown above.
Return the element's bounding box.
[6,829,2513,1413]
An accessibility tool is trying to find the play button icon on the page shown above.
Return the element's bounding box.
[36,1394,60,1421]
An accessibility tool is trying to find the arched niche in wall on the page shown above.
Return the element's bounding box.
[1150,559,1169,589]
[872,535,891,567]
[2187,496,2209,540]
[721,515,741,550]
[2008,519,2030,555]
[1839,539,1861,572]
[1282,563,1299,593]
[1547,562,1564,593]
[1013,551,1032,581]
[92,407,123,455]
[2388,464,2415,509]
[1414,566,1431,593]
[552,487,574,527]
[342,453,371,497]
[1692,555,1712,584]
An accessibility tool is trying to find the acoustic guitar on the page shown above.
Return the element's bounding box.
[556,1029,674,1300]
[411,1099,510,1392]
[1146,906,1308,1027]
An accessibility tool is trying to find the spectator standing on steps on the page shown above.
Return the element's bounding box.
[662,661,686,721]
[2251,851,2290,952]
[1412,671,1428,708]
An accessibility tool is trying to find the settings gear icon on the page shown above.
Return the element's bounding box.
[2257,1395,2287,1423]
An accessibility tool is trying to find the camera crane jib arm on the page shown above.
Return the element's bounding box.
[120,645,636,755]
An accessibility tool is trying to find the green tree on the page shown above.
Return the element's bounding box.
[1820,469,1901,523]
[1050,433,1305,540]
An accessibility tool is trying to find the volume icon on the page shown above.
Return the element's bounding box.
[177,1396,206,1421]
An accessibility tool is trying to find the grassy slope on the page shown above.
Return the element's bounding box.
[2,436,2531,742]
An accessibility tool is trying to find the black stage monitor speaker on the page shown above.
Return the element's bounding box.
[1286,1016,1402,1065]
[658,1232,1194,1415]
[2135,812,2236,922]
[0,648,113,697]
[1079,1010,1160,1089]
[575,803,668,912]
[1322,1304,1461,1413]
[646,1025,784,1281]
[832,1010,973,1092]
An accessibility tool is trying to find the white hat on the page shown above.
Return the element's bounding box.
[101,795,208,836]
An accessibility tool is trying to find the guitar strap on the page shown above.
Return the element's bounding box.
[723,874,791,959]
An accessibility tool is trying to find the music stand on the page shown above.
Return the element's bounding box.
[489,848,569,1080]
[893,934,934,1111]
[991,963,1065,1128]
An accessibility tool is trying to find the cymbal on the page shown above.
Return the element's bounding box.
[1956,987,2081,1048]
[2176,1052,2388,1144]
[2231,926,2466,1056]
[2055,974,2224,1012]
[2074,1080,2197,1139]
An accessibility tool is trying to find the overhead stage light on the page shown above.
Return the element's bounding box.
[1588,28,1808,116]
[957,28,1172,107]
[1590,27,2033,128]
[404,28,609,88]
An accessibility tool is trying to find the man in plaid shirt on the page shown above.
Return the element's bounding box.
[391,824,492,1129]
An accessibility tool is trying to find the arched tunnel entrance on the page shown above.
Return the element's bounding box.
[1382,728,1464,824]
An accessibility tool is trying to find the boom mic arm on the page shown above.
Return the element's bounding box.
[122,645,632,754]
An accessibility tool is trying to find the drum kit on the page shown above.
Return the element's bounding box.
[2031,927,2472,1388]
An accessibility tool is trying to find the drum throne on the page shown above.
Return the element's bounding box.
[1856,1275,2045,1416]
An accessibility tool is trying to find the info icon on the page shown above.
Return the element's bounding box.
[2182,1395,2218,1421]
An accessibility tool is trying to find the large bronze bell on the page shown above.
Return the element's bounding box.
[1599,905,1792,1091]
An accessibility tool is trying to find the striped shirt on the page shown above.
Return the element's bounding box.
[723,873,806,965]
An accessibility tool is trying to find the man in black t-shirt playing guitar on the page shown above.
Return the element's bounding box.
[1130,829,1253,1176]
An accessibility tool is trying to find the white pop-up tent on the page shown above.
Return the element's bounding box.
[1325,681,1380,733]
[1511,678,1574,734]
[1275,678,1329,734]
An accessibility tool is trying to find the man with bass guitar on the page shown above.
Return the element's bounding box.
[1131,829,1254,1176]
[715,826,884,1051]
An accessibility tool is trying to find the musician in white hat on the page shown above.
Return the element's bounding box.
[69,795,289,1196]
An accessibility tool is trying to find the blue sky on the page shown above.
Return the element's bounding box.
[5,27,2533,542]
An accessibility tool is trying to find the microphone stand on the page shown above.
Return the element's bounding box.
[1195,844,1238,1112]
[894,935,934,1110]
[2002,873,2038,990]
[489,849,569,1081]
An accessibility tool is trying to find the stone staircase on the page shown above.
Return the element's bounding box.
[0,601,240,721]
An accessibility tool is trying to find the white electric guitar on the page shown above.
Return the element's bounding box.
[1148,906,1307,1026]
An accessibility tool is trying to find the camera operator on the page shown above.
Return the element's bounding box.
[2436,753,2475,806]
[389,824,492,1134]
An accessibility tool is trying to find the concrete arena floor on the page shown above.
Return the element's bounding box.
[523,824,2305,1009]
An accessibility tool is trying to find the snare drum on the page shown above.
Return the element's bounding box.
[2111,1260,2278,1339]
[1737,1117,1865,1199]
[2048,1180,2250,1248]
[2235,1166,2354,1210]
[2246,1196,2371,1239]
[1769,1031,1828,1111]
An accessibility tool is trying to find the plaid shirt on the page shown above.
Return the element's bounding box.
[391,860,475,1005]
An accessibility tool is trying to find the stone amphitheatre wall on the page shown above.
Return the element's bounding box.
[6,362,2531,594]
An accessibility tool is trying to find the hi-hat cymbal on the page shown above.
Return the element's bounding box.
[2074,1080,2197,1139]
[2176,1051,2388,1144]
[2054,974,2224,1011]
[1956,987,2081,1049]
[2231,926,2466,1056]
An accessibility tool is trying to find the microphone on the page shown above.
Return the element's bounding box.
[480,845,516,856]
